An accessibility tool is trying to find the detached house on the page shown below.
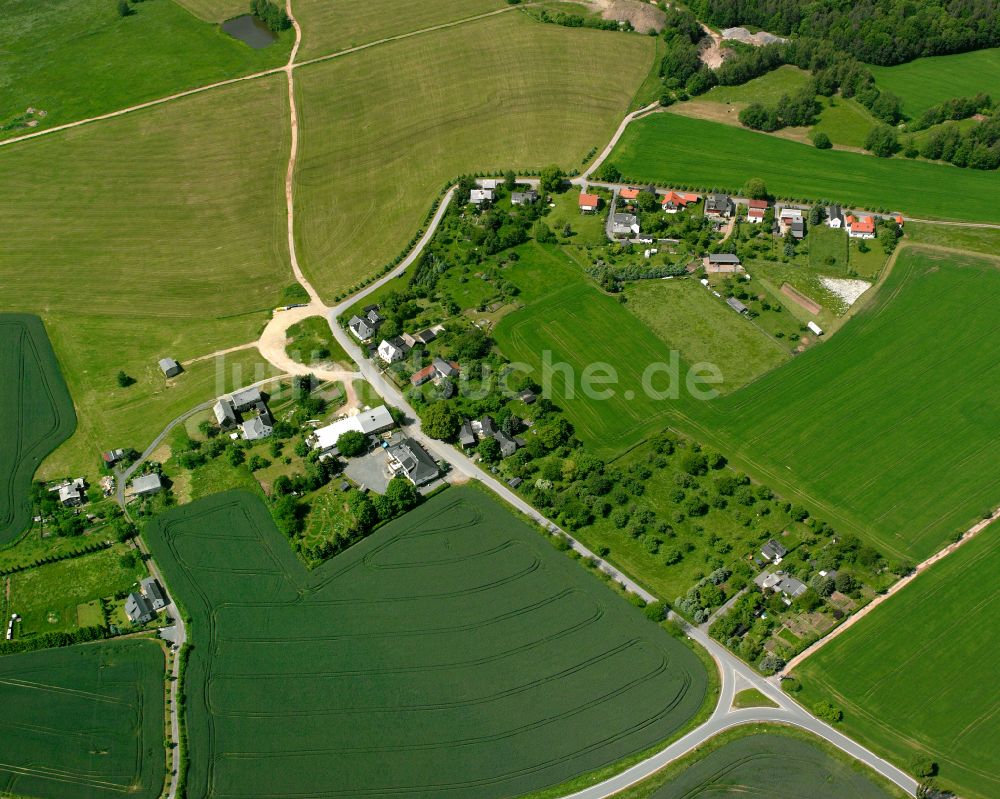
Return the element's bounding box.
[469,188,494,206]
[348,315,376,342]
[578,193,600,213]
[618,187,640,203]
[377,338,408,364]
[846,214,876,239]
[704,194,734,219]
[611,213,640,238]
[826,205,844,228]
[511,190,538,205]
[746,199,768,223]
[386,438,439,486]
[661,191,698,213]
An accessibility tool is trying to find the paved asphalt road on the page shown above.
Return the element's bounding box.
[325,187,919,798]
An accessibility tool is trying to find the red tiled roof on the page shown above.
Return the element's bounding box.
[851,215,875,233]
[410,365,435,385]
[895,214,905,225]
[661,191,698,206]
[619,187,640,200]
[579,193,600,207]
[748,199,768,209]
[844,214,856,225]
[748,207,765,218]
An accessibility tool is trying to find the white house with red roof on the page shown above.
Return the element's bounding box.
[618,187,641,202]
[845,214,876,239]
[661,191,699,213]
[578,192,600,213]
[746,198,768,223]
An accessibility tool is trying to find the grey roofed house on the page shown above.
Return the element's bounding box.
[348,315,375,341]
[158,358,181,378]
[511,190,538,205]
[125,592,155,624]
[519,390,536,405]
[229,386,263,412]
[459,422,477,448]
[726,297,749,314]
[705,194,733,217]
[790,219,805,239]
[432,357,459,378]
[131,473,163,497]
[827,204,843,222]
[141,577,168,610]
[469,188,495,205]
[495,433,518,458]
[414,328,437,345]
[708,253,741,265]
[241,415,273,442]
[754,570,807,599]
[761,539,788,562]
[477,416,497,437]
[366,309,384,326]
[355,405,394,434]
[57,478,86,507]
[213,399,237,427]
[507,477,523,489]
[611,213,639,237]
[386,438,439,486]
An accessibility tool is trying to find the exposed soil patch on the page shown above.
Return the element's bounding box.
[782,283,822,314]
[587,0,666,33]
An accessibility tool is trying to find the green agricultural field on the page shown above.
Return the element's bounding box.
[870,47,1000,118]
[295,0,504,60]
[494,243,718,458]
[285,315,350,367]
[0,639,165,799]
[811,96,879,149]
[144,487,709,799]
[0,0,291,140]
[795,529,1000,799]
[9,545,146,635]
[0,315,76,545]
[615,727,905,799]
[609,113,1000,222]
[0,77,289,479]
[905,221,1000,257]
[293,12,656,299]
[173,0,248,23]
[624,278,790,394]
[675,247,1000,561]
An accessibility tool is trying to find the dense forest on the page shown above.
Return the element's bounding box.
[685,0,1000,65]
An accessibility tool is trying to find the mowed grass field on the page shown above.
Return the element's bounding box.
[0,316,76,545]
[624,278,790,394]
[616,728,905,798]
[295,0,504,60]
[609,113,1000,222]
[494,243,718,459]
[144,487,709,799]
[173,0,248,23]
[0,0,291,140]
[0,77,290,479]
[293,12,656,299]
[675,247,1000,560]
[0,640,165,799]
[870,47,1000,117]
[795,529,1000,799]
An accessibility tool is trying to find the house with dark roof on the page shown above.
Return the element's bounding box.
[229,386,263,412]
[496,433,518,458]
[826,204,844,228]
[125,592,155,624]
[611,213,640,238]
[158,358,182,378]
[511,190,538,205]
[377,338,408,364]
[726,297,749,315]
[459,422,477,448]
[755,570,807,602]
[348,315,376,341]
[414,328,437,345]
[704,194,734,219]
[141,577,168,610]
[761,539,788,563]
[213,399,237,427]
[704,253,743,274]
[386,438,439,486]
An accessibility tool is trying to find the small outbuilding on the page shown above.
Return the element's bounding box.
[131,473,163,497]
[158,358,182,378]
[726,297,749,315]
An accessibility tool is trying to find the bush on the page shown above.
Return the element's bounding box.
[911,758,938,778]
[643,601,668,622]
[336,430,368,458]
[813,700,843,723]
[812,131,833,149]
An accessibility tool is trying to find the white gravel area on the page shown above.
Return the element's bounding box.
[821,277,872,307]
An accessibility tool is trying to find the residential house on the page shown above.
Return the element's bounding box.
[141,577,168,610]
[704,194,734,219]
[790,219,804,239]
[826,205,844,228]
[761,539,788,563]
[213,399,237,427]
[229,386,263,412]
[611,213,640,238]
[125,592,155,624]
[366,308,384,327]
[311,405,395,454]
[661,191,698,213]
[131,473,163,497]
[746,198,768,223]
[578,193,600,213]
[479,179,500,190]
[495,433,518,458]
[102,449,126,466]
[158,358,181,378]
[377,338,408,364]
[704,253,743,274]
[511,190,538,205]
[894,214,905,228]
[519,390,536,405]
[846,214,876,239]
[411,359,459,386]
[469,188,494,206]
[386,438,439,486]
[458,422,477,449]
[472,416,497,439]
[726,297,749,315]
[618,187,640,203]
[754,570,808,603]
[348,315,376,342]
[410,364,436,387]
[55,478,86,507]
[778,207,805,238]
[400,332,418,349]
[241,412,273,442]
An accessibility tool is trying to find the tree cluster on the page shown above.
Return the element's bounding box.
[915,116,1000,169]
[250,0,291,31]
[739,86,821,131]
[910,94,993,131]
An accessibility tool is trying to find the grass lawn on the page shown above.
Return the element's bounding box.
[811,96,878,149]
[0,640,165,799]
[8,544,145,635]
[808,224,849,272]
[609,112,1000,223]
[870,47,1000,118]
[293,12,656,300]
[173,0,248,22]
[494,242,714,459]
[0,315,76,546]
[0,0,291,140]
[0,76,290,480]
[294,0,504,60]
[732,688,778,709]
[144,487,709,798]
[614,726,905,798]
[700,65,812,106]
[624,278,790,394]
[794,528,1000,799]
[285,315,351,368]
[675,247,1000,561]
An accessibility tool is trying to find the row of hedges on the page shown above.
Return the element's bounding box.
[0,539,112,576]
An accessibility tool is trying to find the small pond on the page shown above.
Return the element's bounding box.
[221,14,277,49]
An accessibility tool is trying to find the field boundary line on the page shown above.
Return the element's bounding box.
[784,505,1000,676]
